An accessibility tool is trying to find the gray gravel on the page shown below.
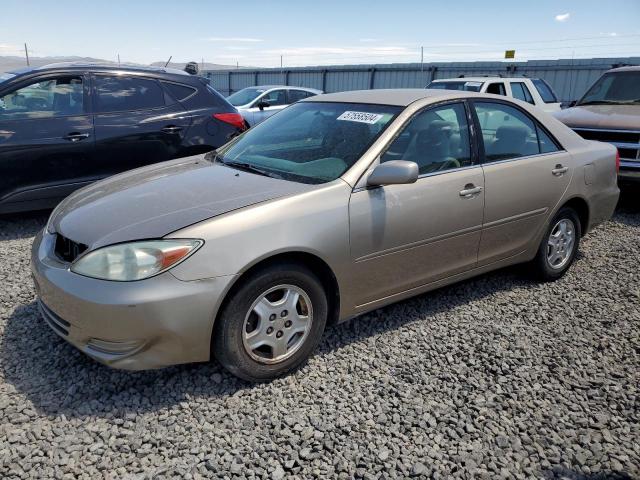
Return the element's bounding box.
[0,194,639,479]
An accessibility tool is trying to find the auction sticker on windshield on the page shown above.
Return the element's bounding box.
[337,111,384,124]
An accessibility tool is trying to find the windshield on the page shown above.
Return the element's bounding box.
[428,81,483,92]
[0,72,16,85]
[216,101,401,184]
[579,72,640,105]
[227,87,266,106]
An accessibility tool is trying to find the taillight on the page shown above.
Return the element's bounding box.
[615,149,620,173]
[213,113,246,130]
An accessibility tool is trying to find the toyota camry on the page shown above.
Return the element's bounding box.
[31,89,619,381]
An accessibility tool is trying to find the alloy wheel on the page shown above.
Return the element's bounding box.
[546,218,576,270]
[242,284,313,364]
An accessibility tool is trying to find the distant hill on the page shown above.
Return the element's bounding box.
[0,55,248,73]
[0,55,114,73]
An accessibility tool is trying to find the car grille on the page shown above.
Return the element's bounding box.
[572,128,640,166]
[54,234,88,263]
[38,300,70,337]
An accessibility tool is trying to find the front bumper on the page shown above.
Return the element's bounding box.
[619,165,640,182]
[30,230,236,370]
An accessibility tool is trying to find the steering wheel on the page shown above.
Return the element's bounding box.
[25,97,48,110]
[435,158,461,171]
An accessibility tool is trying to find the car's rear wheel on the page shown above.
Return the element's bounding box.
[213,263,327,381]
[532,207,581,281]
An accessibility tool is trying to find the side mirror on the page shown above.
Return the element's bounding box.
[367,160,419,187]
[257,100,270,110]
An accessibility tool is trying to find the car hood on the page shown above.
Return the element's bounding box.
[50,155,315,249]
[553,104,640,130]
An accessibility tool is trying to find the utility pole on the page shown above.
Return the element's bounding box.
[568,50,576,102]
[420,46,424,74]
[236,61,239,69]
[117,54,121,66]
[201,57,204,71]
[24,43,30,66]
[280,55,283,70]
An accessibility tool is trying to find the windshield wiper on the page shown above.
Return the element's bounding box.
[578,100,626,106]
[219,159,280,179]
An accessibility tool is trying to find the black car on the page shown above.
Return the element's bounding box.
[0,63,246,214]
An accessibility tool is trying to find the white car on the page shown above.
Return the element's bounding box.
[427,77,562,113]
[227,85,322,127]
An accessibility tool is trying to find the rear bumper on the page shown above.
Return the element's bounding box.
[31,229,236,370]
[587,186,620,233]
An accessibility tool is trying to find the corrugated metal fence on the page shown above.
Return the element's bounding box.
[205,57,640,103]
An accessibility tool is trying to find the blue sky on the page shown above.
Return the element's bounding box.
[2,0,639,66]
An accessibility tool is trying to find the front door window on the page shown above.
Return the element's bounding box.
[0,76,84,119]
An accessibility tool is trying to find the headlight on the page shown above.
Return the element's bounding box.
[70,239,203,281]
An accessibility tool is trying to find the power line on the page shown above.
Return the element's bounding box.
[418,33,640,49]
[246,42,640,61]
[223,42,639,67]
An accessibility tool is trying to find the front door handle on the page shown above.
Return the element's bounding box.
[63,132,90,142]
[552,164,569,176]
[459,184,483,198]
[161,125,183,134]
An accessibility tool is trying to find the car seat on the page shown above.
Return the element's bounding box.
[326,121,372,163]
[488,125,537,159]
[403,120,459,173]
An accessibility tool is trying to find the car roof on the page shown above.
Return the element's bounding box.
[303,89,464,106]
[430,77,535,82]
[606,65,640,73]
[9,62,191,77]
[246,85,322,92]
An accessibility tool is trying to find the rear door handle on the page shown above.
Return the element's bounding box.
[63,132,90,142]
[459,184,483,198]
[161,125,183,134]
[552,164,569,176]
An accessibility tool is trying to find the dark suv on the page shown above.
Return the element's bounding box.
[0,63,246,213]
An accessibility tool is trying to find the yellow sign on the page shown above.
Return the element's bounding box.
[505,50,515,59]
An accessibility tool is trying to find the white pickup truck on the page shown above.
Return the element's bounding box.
[427,76,562,113]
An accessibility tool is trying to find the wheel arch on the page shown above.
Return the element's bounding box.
[560,196,590,236]
[211,251,341,352]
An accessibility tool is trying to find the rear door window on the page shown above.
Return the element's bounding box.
[510,82,535,104]
[486,82,506,96]
[95,76,165,113]
[473,101,559,161]
[287,89,313,103]
[532,79,558,103]
[161,82,197,102]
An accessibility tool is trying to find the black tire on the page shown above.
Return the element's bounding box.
[213,263,328,382]
[532,207,581,281]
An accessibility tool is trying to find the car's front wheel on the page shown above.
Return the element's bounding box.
[213,263,328,381]
[532,207,581,281]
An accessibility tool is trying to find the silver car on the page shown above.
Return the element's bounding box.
[227,85,322,126]
[32,89,619,381]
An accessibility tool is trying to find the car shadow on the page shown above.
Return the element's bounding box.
[616,183,640,215]
[1,265,533,419]
[0,210,49,241]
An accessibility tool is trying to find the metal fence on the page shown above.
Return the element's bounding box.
[205,57,640,103]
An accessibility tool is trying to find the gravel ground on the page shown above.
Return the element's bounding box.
[0,191,638,480]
